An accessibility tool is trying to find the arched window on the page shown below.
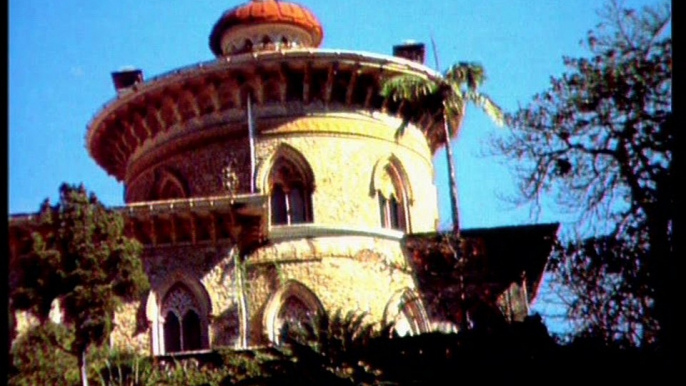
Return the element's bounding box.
[384,289,430,337]
[277,296,316,342]
[269,156,313,225]
[263,281,325,344]
[150,168,188,201]
[164,311,181,353]
[158,179,185,200]
[160,283,209,354]
[182,310,202,351]
[375,163,408,231]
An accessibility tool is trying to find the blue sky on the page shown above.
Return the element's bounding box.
[9,0,662,330]
[9,0,660,225]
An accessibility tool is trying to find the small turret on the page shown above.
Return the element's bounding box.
[209,0,324,57]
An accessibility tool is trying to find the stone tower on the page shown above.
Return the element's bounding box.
[77,0,446,354]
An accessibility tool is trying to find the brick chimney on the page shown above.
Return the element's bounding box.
[111,68,144,95]
[393,41,426,64]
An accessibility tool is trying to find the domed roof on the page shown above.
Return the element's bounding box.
[209,0,324,56]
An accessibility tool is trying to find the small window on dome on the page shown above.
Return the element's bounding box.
[262,35,272,46]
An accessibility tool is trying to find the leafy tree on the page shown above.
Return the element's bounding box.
[10,183,150,386]
[9,322,81,386]
[407,232,509,332]
[382,63,504,331]
[490,0,671,349]
[239,311,387,386]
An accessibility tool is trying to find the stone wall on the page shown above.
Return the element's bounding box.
[125,137,251,202]
[244,234,418,345]
[125,112,439,231]
[255,113,439,233]
[20,111,439,355]
[105,232,420,352]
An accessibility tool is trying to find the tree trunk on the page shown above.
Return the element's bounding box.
[442,108,469,331]
[442,112,461,235]
[79,349,89,386]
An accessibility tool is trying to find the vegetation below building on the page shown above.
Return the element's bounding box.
[9,311,668,386]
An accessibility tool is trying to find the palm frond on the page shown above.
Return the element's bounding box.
[445,62,486,91]
[465,90,505,127]
[381,75,439,101]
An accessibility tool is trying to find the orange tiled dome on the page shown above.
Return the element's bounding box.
[209,0,324,56]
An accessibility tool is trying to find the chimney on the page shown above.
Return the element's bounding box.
[393,41,426,64]
[111,68,144,95]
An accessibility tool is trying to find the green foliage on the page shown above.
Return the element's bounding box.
[491,0,671,346]
[237,310,389,386]
[148,360,225,386]
[231,311,671,384]
[10,317,666,386]
[88,346,155,386]
[10,183,150,385]
[9,322,80,386]
[213,349,270,384]
[382,60,504,244]
[381,62,504,140]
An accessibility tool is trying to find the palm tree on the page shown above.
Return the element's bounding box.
[382,62,504,330]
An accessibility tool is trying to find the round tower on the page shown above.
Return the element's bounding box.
[88,0,443,353]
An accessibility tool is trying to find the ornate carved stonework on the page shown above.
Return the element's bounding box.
[162,284,201,318]
[221,159,241,196]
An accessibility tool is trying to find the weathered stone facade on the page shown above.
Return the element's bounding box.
[10,1,558,358]
[106,109,437,353]
[11,0,447,356]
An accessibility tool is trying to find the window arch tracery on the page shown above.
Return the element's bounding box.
[277,295,316,342]
[263,280,325,344]
[268,149,314,226]
[150,168,188,201]
[371,157,411,232]
[383,289,430,337]
[158,282,209,354]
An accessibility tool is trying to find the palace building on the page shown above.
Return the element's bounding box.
[9,0,557,356]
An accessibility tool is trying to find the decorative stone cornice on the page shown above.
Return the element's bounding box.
[268,223,405,242]
[8,194,269,257]
[86,50,443,181]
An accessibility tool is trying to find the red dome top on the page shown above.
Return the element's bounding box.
[209,0,323,56]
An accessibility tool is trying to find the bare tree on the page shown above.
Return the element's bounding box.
[491,0,671,348]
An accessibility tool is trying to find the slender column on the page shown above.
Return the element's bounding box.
[345,67,360,105]
[323,62,337,104]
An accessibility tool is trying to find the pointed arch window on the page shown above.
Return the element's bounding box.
[164,312,181,353]
[161,283,209,354]
[151,169,188,201]
[277,296,317,342]
[263,281,325,344]
[269,156,313,225]
[158,179,185,200]
[384,289,430,337]
[182,310,202,351]
[376,164,408,231]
